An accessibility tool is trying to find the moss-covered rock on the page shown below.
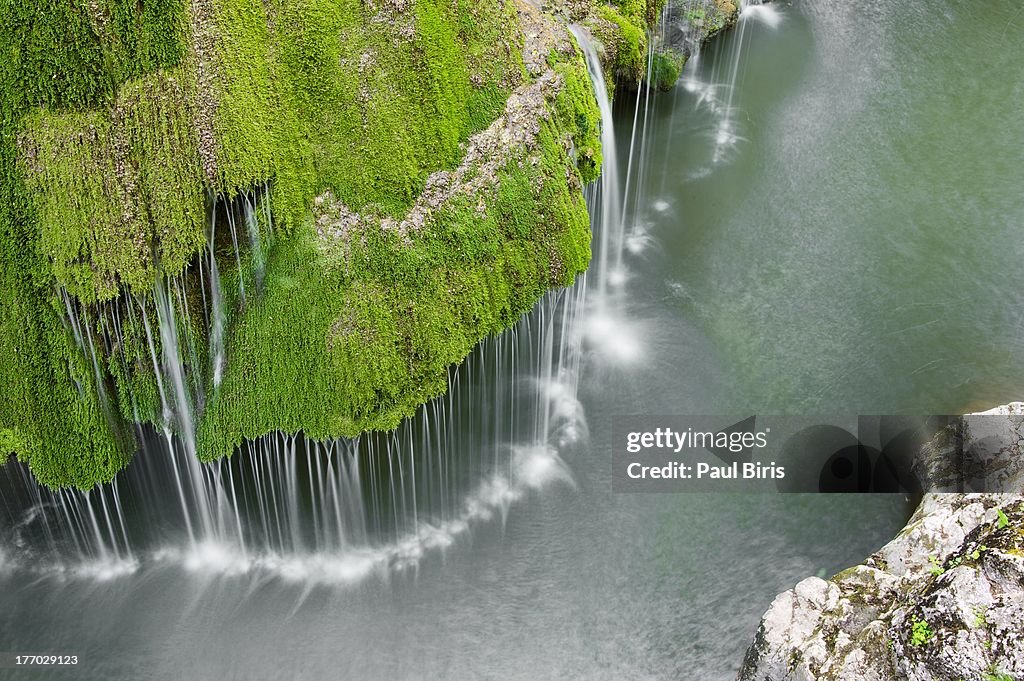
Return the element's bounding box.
[195,5,599,460]
[2,0,746,488]
[542,0,737,93]
[649,50,686,91]
[1,0,601,488]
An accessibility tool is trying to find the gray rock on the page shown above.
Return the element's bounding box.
[738,407,1024,681]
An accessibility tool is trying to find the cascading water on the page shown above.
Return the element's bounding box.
[676,0,783,167]
[0,37,628,585]
[0,287,590,585]
[207,198,228,389]
[571,27,623,304]
[572,26,648,365]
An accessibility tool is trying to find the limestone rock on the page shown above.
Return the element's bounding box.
[738,407,1024,681]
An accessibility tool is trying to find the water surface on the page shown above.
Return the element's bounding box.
[4,2,1023,679]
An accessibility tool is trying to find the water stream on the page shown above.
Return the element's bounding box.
[3,1,1024,678]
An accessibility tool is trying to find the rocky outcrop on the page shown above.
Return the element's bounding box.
[2,0,601,488]
[660,0,739,54]
[653,0,739,87]
[314,3,578,243]
[739,409,1024,681]
[536,0,740,90]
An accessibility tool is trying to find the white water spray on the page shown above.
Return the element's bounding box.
[571,27,647,366]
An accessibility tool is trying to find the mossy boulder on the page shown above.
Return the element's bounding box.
[0,0,601,488]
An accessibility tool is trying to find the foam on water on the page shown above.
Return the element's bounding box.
[512,445,575,491]
[11,556,142,582]
[135,447,577,586]
[583,311,644,364]
[607,267,630,288]
[70,557,141,582]
[740,3,783,29]
[712,120,746,164]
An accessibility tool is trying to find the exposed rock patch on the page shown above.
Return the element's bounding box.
[313,1,573,243]
[188,0,221,184]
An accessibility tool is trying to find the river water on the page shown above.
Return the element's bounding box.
[2,2,1023,679]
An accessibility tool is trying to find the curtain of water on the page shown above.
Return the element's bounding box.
[676,0,782,165]
[0,29,642,586]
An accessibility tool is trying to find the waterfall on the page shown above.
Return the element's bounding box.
[207,198,227,389]
[571,26,623,304]
[0,284,588,584]
[571,26,646,366]
[676,0,782,166]
[243,192,267,291]
[58,290,116,423]
[0,42,625,588]
[225,198,247,305]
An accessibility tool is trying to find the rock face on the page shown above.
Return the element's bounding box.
[739,410,1024,681]
[536,0,739,90]
[659,0,738,58]
[646,0,738,90]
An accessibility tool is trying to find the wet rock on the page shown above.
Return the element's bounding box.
[659,0,739,59]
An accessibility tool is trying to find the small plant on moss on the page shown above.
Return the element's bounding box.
[972,605,988,628]
[997,508,1009,529]
[909,617,934,647]
[928,555,945,576]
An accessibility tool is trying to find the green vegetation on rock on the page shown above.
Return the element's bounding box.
[589,4,648,82]
[196,51,597,460]
[0,0,191,488]
[1,0,602,488]
[909,617,935,647]
[650,51,686,91]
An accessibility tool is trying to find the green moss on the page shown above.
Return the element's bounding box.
[0,428,26,456]
[592,4,647,82]
[11,0,526,304]
[589,0,737,91]
[196,50,598,460]
[2,1,601,487]
[0,0,190,489]
[205,0,523,226]
[19,70,205,304]
[650,51,686,91]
